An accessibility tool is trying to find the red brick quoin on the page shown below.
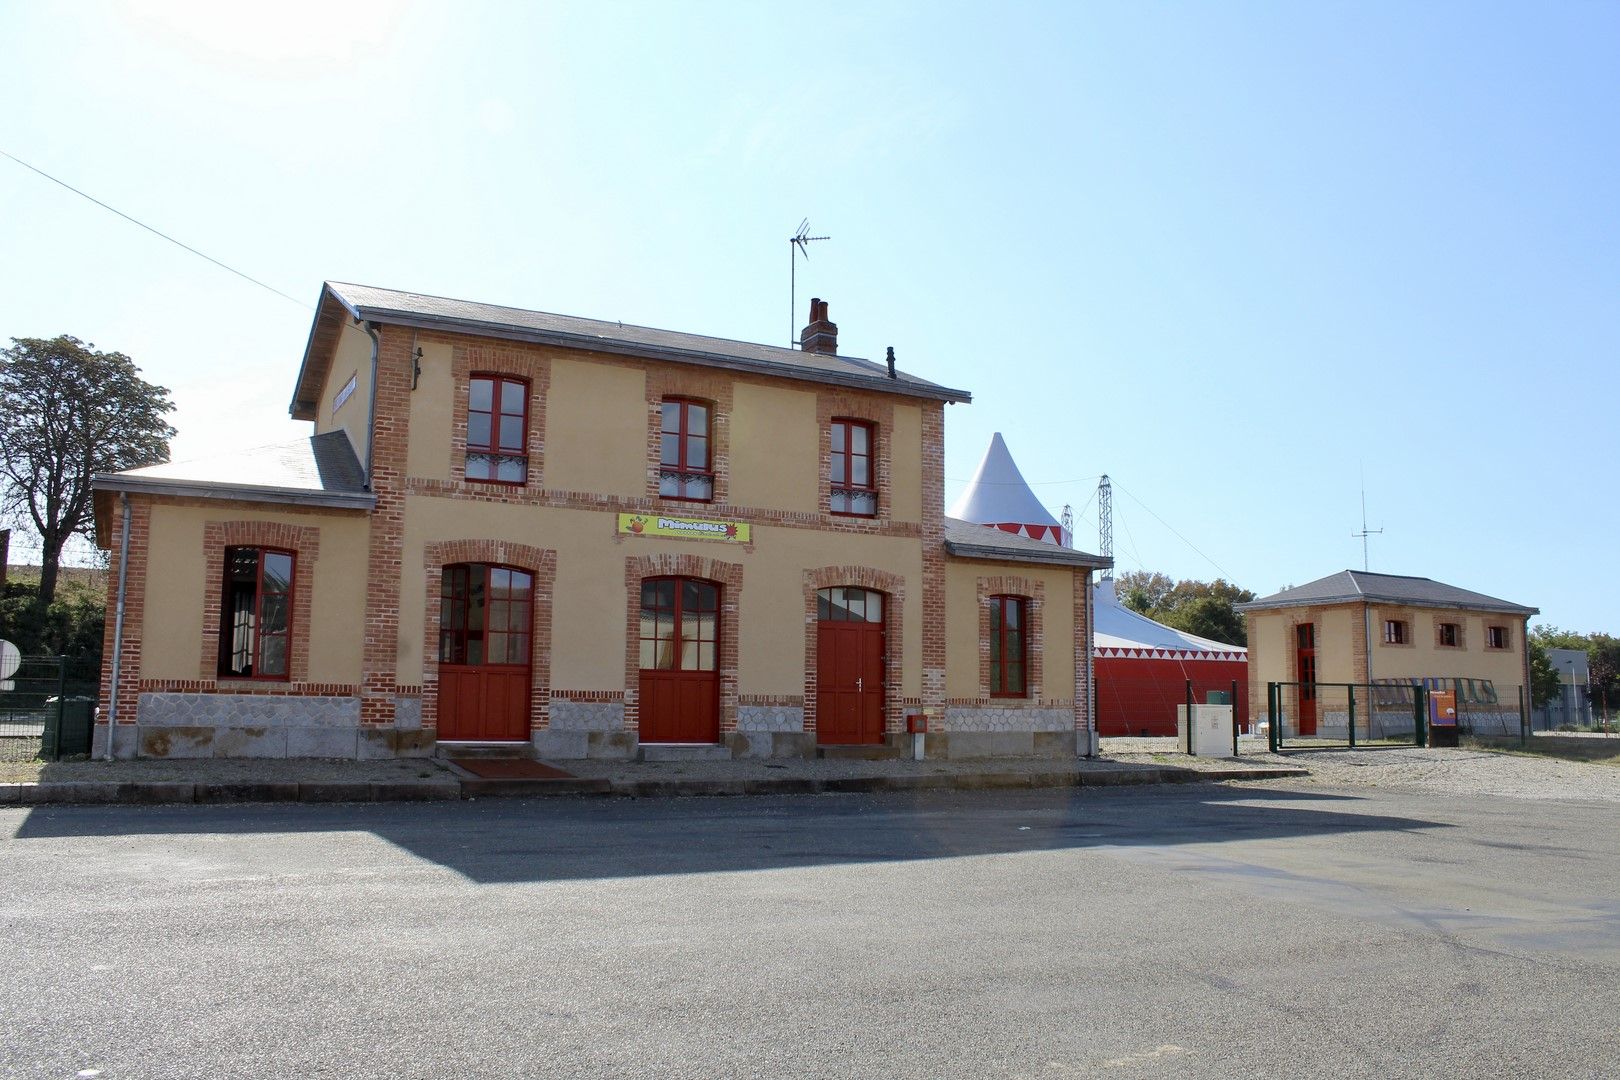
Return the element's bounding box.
[420,539,558,735]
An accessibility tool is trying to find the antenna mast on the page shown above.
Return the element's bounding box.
[1352,473,1382,572]
[789,219,830,347]
[1098,475,1113,578]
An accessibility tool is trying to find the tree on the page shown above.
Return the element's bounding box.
[1113,571,1256,646]
[1531,625,1620,721]
[0,336,174,608]
[1527,639,1564,711]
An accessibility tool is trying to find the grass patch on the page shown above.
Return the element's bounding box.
[1464,735,1620,767]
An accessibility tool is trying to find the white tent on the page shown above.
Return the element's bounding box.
[947,432,1069,546]
[1092,578,1245,662]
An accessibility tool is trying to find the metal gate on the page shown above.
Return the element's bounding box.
[1266,679,1530,751]
[0,656,100,762]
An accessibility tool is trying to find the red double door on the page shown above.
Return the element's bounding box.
[1295,623,1318,736]
[639,577,721,743]
[437,564,533,741]
[815,587,886,745]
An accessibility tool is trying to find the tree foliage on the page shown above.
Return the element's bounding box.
[0,335,175,607]
[1114,570,1256,646]
[1527,639,1564,710]
[0,574,105,661]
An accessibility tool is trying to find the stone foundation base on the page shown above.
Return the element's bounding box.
[923,730,1078,759]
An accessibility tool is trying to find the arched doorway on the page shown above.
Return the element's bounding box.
[638,577,720,743]
[437,563,533,741]
[816,586,886,744]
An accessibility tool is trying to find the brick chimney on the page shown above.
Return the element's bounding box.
[799,298,838,355]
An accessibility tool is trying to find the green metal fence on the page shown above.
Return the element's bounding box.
[1266,679,1530,752]
[0,656,101,762]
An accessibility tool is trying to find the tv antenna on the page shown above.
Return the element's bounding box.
[1352,469,1382,572]
[789,219,830,347]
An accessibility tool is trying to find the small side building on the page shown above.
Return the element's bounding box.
[1239,571,1538,738]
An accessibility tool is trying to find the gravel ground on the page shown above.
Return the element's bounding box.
[1106,735,1620,802]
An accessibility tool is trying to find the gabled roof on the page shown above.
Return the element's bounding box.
[92,431,373,511]
[947,432,1061,530]
[1237,570,1537,617]
[1093,578,1246,660]
[943,517,1109,570]
[291,281,972,419]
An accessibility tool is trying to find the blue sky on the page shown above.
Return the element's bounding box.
[2,2,1615,630]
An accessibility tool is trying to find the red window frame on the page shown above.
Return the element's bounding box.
[1486,625,1510,650]
[639,577,720,671]
[217,546,295,681]
[439,563,534,667]
[659,397,714,503]
[989,594,1028,698]
[830,418,877,517]
[466,374,529,485]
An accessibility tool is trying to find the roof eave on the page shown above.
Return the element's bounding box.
[944,539,1111,570]
[1238,595,1539,617]
[91,473,376,511]
[290,284,361,421]
[346,305,973,404]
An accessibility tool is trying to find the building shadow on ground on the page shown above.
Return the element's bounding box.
[5,783,1450,885]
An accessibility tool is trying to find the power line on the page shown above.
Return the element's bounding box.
[1112,480,1236,582]
[0,147,311,311]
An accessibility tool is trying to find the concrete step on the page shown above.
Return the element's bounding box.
[436,742,534,760]
[638,743,733,762]
[816,743,905,761]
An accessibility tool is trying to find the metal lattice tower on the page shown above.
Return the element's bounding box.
[1097,475,1113,578]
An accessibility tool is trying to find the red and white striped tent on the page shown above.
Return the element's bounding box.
[949,433,1246,736]
[1092,578,1248,736]
[946,433,1070,546]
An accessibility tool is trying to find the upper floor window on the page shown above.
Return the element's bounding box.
[1437,621,1461,648]
[1486,625,1510,650]
[659,398,713,502]
[989,595,1028,697]
[467,375,528,484]
[1383,619,1409,645]
[830,419,876,516]
[218,546,294,680]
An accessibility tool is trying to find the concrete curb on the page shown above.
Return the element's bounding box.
[0,766,1306,806]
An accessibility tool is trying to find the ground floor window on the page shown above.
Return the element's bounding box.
[989,595,1028,697]
[217,547,294,679]
[640,577,719,671]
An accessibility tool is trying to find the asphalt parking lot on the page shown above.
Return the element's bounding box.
[3,780,1618,1079]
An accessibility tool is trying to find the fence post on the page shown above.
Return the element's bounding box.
[49,656,67,762]
[1348,683,1357,749]
[1185,679,1194,754]
[1518,685,1528,747]
[1232,679,1239,757]
[1268,682,1279,753]
[1414,682,1426,747]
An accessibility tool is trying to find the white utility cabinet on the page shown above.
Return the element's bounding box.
[1176,703,1235,757]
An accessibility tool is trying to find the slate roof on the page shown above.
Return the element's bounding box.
[291,281,971,419]
[1237,570,1537,616]
[92,431,373,509]
[942,517,1110,570]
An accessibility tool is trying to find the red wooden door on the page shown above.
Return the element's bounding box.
[816,587,885,745]
[638,578,720,743]
[437,564,532,741]
[1295,623,1317,737]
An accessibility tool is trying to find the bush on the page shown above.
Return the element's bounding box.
[0,576,105,662]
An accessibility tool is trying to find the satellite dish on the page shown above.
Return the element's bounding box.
[0,639,18,681]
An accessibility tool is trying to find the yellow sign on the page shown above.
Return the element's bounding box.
[617,513,750,543]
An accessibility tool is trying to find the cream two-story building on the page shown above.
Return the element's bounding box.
[92,284,1108,761]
